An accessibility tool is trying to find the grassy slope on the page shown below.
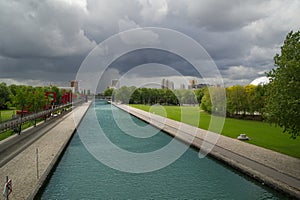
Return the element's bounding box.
[0,110,16,121]
[0,130,15,141]
[131,104,300,159]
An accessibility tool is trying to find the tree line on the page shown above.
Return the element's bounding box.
[200,85,266,119]
[105,84,266,119]
[0,83,70,112]
[105,86,203,106]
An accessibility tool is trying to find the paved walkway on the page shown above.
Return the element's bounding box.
[0,111,73,167]
[0,102,91,200]
[115,103,300,198]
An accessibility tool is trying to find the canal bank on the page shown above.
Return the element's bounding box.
[114,103,300,199]
[0,101,91,200]
[40,101,286,199]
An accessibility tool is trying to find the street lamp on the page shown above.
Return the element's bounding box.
[18,98,25,135]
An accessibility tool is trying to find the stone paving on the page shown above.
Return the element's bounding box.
[0,102,91,200]
[115,103,300,198]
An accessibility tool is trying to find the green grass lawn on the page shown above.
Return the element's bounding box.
[131,104,300,159]
[0,109,16,122]
[0,130,15,141]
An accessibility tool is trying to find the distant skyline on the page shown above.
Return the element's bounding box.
[0,0,299,91]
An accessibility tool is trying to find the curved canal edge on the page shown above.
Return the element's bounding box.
[113,103,300,199]
[0,101,92,200]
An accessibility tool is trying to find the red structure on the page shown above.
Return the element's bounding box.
[45,92,57,104]
[61,92,72,104]
[16,110,29,115]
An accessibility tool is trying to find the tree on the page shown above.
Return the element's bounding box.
[194,88,204,105]
[140,88,150,104]
[130,88,141,104]
[180,89,197,104]
[11,85,28,110]
[27,87,46,112]
[164,89,178,105]
[201,86,226,115]
[244,84,257,115]
[201,87,212,113]
[226,85,246,115]
[114,86,132,104]
[8,84,17,96]
[266,30,300,138]
[253,85,266,116]
[0,82,10,109]
[103,87,114,96]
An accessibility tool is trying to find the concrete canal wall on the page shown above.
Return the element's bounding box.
[0,101,91,200]
[114,103,300,199]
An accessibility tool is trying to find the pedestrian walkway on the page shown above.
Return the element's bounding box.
[115,103,300,198]
[0,102,91,200]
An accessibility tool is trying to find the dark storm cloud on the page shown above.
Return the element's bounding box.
[0,0,299,87]
[0,55,85,81]
[108,49,200,77]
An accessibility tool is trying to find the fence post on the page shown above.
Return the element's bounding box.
[36,148,39,179]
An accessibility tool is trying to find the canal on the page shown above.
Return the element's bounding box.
[39,101,285,199]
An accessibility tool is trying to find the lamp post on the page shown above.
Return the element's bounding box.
[34,101,38,127]
[45,97,49,122]
[18,99,25,135]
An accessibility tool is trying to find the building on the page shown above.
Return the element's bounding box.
[188,79,209,89]
[69,80,79,93]
[110,79,119,89]
[189,79,198,86]
[188,79,197,89]
[161,79,174,90]
[194,83,209,89]
[161,79,166,89]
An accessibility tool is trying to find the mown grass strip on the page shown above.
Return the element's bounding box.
[131,104,300,159]
[0,110,16,122]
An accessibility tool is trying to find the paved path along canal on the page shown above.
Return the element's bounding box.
[0,101,91,200]
[115,103,300,198]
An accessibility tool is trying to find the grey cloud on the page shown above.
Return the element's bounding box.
[0,0,299,87]
[83,0,143,42]
[223,65,257,79]
[107,48,200,77]
[0,0,96,58]
[0,55,84,82]
[167,0,265,32]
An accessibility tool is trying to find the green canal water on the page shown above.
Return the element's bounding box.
[40,101,286,199]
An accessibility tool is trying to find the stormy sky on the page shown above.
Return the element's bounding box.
[0,0,299,91]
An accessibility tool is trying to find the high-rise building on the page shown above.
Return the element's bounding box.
[161,79,166,89]
[189,79,198,89]
[169,81,174,90]
[188,79,209,89]
[161,78,174,90]
[180,84,185,89]
[110,79,119,89]
[70,80,79,93]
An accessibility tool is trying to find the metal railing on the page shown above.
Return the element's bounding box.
[0,100,84,133]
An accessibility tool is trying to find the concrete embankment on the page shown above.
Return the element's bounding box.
[0,101,91,200]
[114,103,300,199]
